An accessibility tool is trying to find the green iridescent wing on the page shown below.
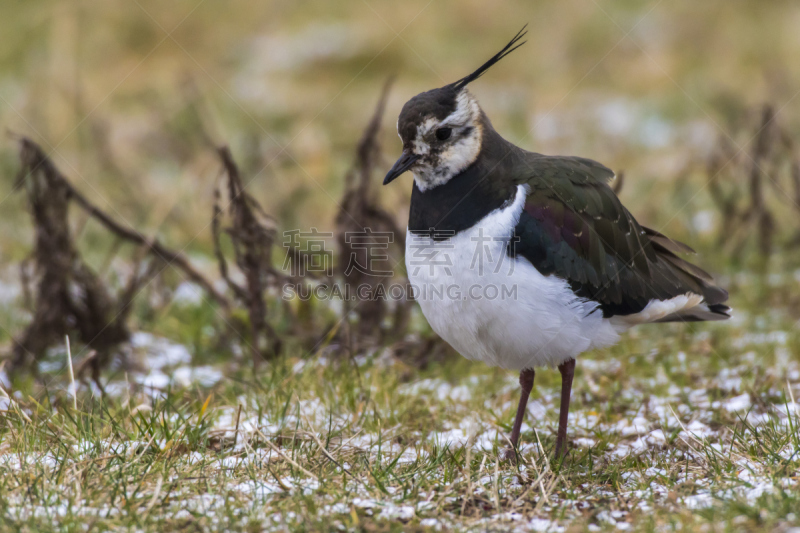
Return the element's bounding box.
[512,155,728,318]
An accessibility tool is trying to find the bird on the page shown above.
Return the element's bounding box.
[383,26,730,460]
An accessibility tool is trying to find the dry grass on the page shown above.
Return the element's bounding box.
[1,291,799,531]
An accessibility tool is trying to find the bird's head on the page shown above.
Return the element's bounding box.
[384,26,527,191]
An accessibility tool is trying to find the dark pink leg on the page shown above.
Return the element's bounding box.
[555,358,576,459]
[505,368,535,460]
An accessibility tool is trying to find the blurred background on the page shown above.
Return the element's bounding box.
[1,0,799,372]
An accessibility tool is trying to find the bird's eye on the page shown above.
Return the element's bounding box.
[435,127,452,141]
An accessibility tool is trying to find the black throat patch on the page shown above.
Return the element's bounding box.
[408,160,516,240]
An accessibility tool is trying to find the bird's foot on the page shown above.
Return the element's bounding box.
[502,446,519,464]
[553,441,569,463]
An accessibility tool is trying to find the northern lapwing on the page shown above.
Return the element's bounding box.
[383,27,730,459]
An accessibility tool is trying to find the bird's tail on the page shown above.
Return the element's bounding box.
[643,226,731,323]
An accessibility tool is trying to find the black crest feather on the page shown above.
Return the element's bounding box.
[451,25,528,91]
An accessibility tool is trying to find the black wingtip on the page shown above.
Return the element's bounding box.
[708,303,731,317]
[451,25,528,91]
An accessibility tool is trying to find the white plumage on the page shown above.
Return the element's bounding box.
[406,185,707,370]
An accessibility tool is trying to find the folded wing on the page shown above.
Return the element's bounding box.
[511,155,730,322]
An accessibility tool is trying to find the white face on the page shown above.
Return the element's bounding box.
[402,90,483,192]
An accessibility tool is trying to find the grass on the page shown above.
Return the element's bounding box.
[1,282,799,531]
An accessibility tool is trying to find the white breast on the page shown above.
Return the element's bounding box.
[405,185,621,370]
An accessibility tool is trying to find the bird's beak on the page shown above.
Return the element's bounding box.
[383,151,420,185]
